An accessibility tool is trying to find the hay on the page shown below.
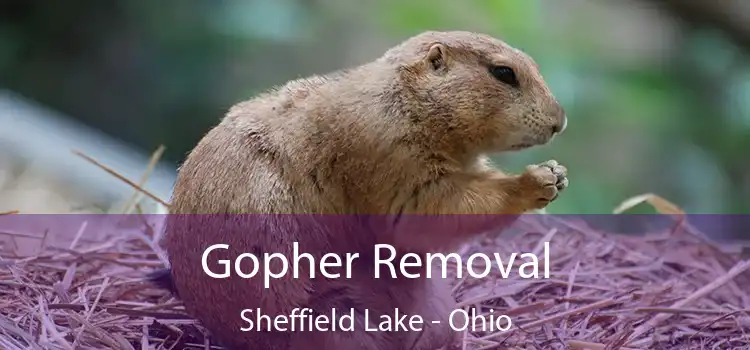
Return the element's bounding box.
[451,216,750,349]
[1,211,749,350]
[1,151,749,349]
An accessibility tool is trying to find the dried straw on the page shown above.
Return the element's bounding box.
[1,151,748,349]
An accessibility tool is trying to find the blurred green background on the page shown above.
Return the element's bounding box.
[1,0,749,214]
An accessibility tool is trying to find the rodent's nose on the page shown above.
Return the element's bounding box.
[551,104,567,135]
[552,116,567,135]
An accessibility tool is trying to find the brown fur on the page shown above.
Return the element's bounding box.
[157,31,568,350]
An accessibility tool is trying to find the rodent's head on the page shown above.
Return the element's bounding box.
[382,31,567,154]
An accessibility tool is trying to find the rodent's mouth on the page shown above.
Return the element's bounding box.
[513,132,556,150]
[509,143,534,150]
[503,131,556,151]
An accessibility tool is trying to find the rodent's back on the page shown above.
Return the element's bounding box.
[172,68,435,216]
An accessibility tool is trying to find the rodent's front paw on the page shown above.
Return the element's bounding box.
[519,159,568,209]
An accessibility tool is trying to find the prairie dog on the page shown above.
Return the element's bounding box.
[154,31,569,350]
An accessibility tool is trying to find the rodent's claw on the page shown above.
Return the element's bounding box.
[540,159,568,192]
[520,159,568,209]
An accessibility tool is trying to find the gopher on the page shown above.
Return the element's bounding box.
[152,31,569,350]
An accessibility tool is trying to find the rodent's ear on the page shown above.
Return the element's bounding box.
[425,43,449,71]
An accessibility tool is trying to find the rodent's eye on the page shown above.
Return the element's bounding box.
[489,66,519,87]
